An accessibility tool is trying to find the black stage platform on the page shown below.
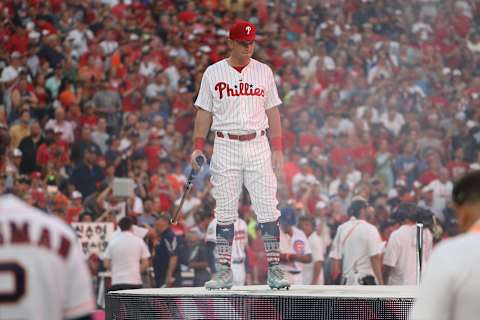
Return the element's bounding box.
[106,285,416,320]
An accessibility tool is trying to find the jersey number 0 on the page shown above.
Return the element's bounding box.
[0,262,26,303]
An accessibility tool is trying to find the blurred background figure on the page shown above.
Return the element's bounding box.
[104,217,151,291]
[383,203,433,285]
[279,207,312,285]
[411,170,480,320]
[330,200,384,285]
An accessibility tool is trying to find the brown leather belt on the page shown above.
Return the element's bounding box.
[216,130,265,141]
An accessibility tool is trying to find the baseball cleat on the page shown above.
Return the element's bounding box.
[205,264,233,290]
[267,265,290,290]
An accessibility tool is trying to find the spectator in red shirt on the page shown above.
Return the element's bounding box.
[36,128,69,172]
[352,131,376,176]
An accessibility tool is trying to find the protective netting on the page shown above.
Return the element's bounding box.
[106,291,414,320]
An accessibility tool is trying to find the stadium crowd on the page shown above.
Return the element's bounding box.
[1,0,480,296]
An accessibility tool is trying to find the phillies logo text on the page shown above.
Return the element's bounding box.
[215,82,265,99]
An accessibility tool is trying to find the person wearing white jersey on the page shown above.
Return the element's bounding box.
[0,195,95,320]
[191,20,289,290]
[278,207,312,285]
[330,199,384,285]
[411,170,480,320]
[298,215,325,285]
[383,203,433,285]
[104,216,151,291]
[206,218,248,286]
[0,128,94,320]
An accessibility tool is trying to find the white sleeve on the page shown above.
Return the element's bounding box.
[205,219,216,243]
[310,236,324,262]
[132,225,149,239]
[64,236,95,319]
[265,67,282,109]
[367,226,383,257]
[329,226,342,260]
[194,70,213,112]
[141,239,151,259]
[410,243,453,320]
[132,197,144,214]
[104,240,112,260]
[382,232,399,267]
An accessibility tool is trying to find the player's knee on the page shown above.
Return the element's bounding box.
[216,213,236,225]
[255,210,280,224]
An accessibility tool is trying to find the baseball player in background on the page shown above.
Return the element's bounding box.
[298,215,325,285]
[191,19,289,290]
[206,217,248,286]
[0,130,94,320]
[278,207,312,285]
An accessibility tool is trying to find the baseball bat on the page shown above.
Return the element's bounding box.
[170,155,205,225]
[416,223,424,284]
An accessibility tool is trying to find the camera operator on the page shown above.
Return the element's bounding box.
[330,199,384,285]
[383,203,433,285]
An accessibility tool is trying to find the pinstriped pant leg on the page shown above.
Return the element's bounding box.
[210,137,243,225]
[243,135,280,223]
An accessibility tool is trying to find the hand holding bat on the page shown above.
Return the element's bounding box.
[170,155,205,225]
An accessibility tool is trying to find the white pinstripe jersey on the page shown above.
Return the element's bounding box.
[194,58,282,132]
[0,195,94,320]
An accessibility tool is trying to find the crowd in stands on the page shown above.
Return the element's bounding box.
[1,0,480,290]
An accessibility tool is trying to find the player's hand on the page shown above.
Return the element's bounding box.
[190,149,206,171]
[271,150,284,177]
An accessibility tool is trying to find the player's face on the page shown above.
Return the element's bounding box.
[300,221,313,235]
[231,40,255,61]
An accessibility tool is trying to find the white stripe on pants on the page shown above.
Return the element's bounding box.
[210,134,280,225]
[231,262,246,286]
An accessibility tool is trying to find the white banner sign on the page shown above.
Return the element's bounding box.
[72,222,115,258]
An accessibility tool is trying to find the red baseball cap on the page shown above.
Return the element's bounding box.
[229,20,256,41]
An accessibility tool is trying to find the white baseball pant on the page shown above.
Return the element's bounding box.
[231,262,246,286]
[210,133,280,225]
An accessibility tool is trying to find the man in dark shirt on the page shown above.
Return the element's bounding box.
[187,230,211,287]
[153,215,182,288]
[18,120,44,174]
[70,126,101,164]
[69,145,104,198]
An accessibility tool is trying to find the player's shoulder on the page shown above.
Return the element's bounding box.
[0,195,76,238]
[205,59,228,74]
[434,233,480,256]
[362,220,379,232]
[250,58,274,73]
[337,218,355,230]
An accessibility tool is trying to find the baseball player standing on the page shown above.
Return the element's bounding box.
[0,131,94,319]
[191,20,289,290]
[206,217,248,286]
